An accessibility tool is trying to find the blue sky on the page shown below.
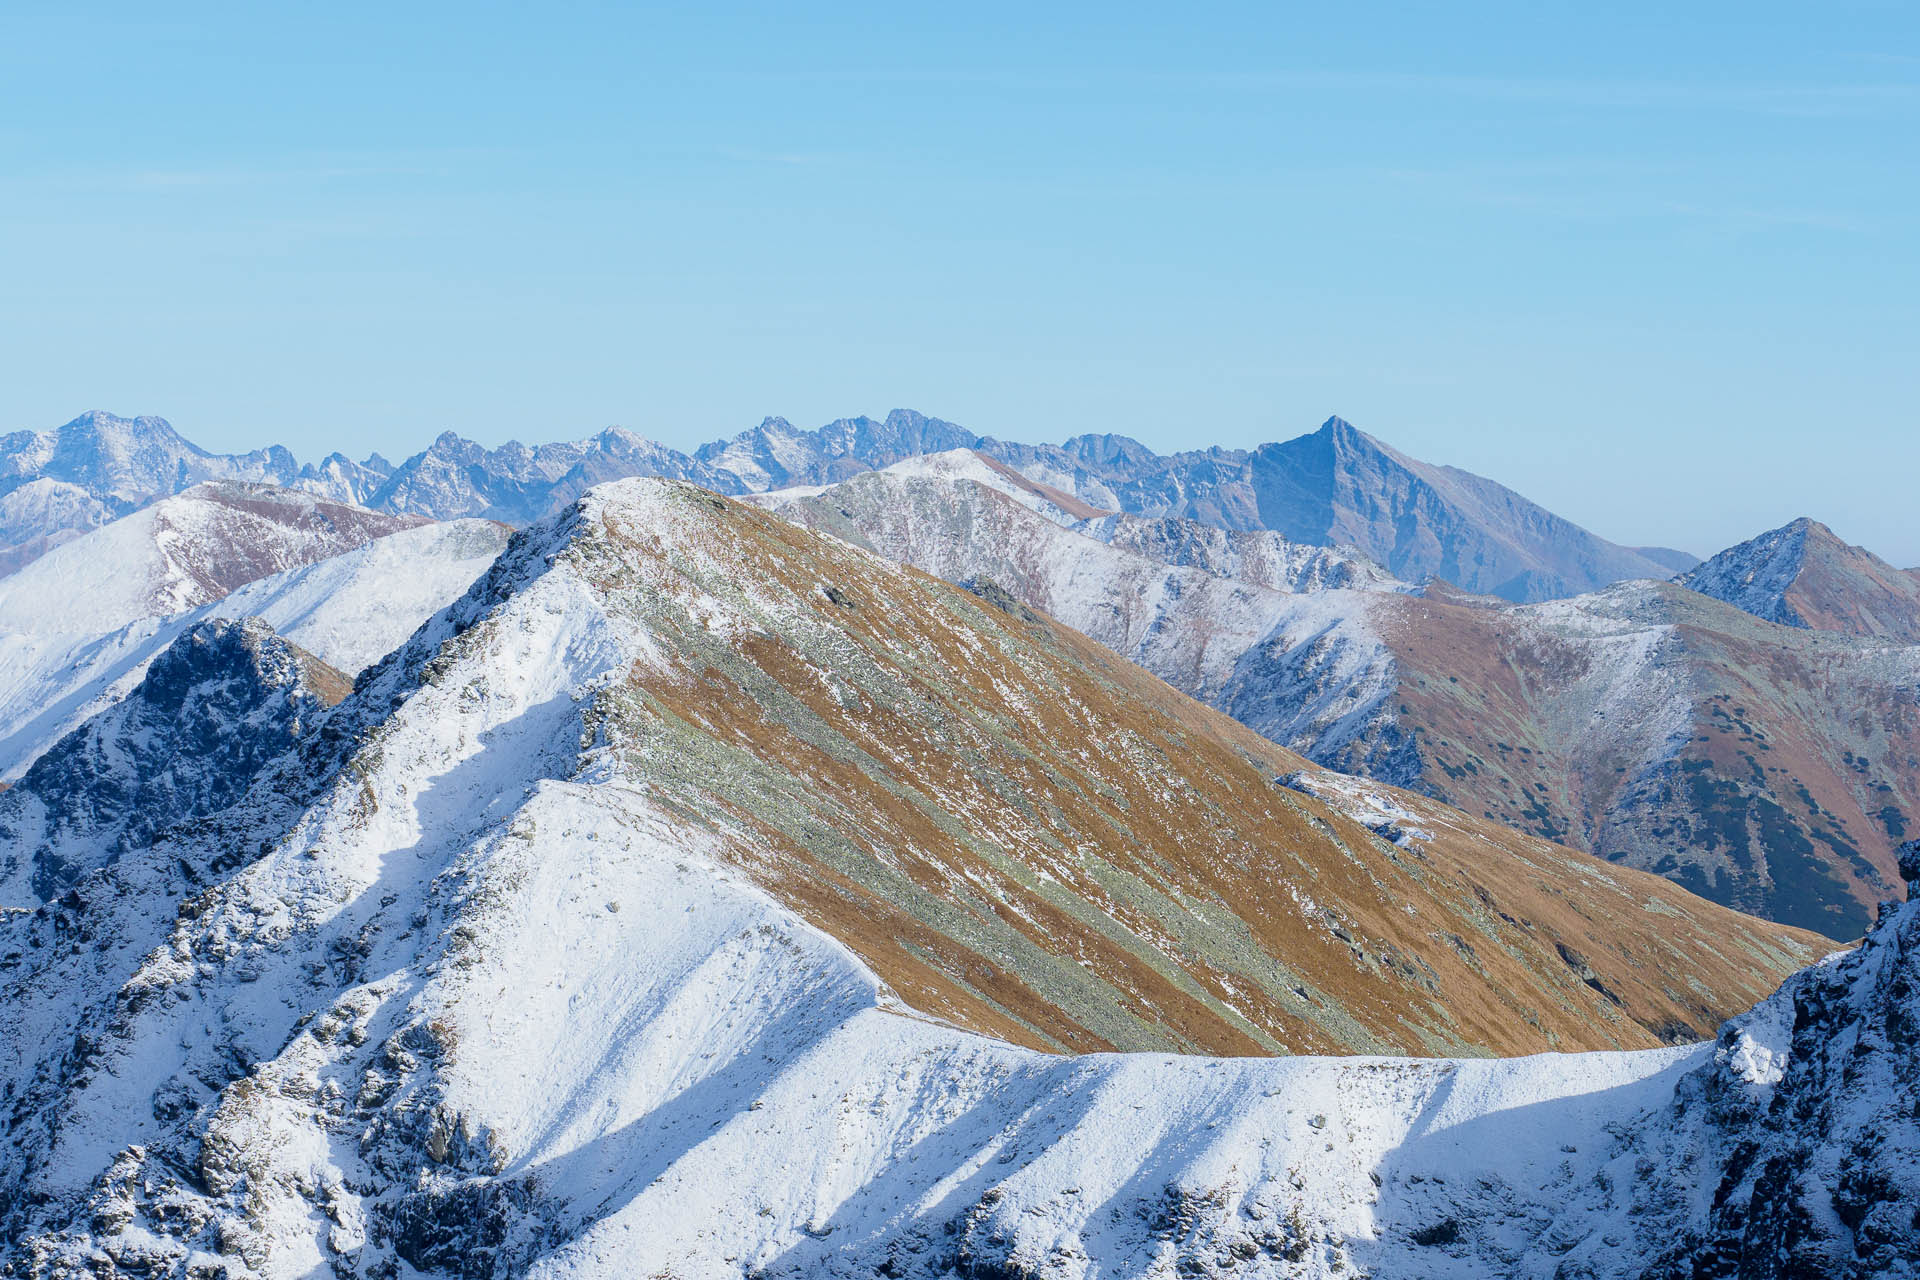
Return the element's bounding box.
[3,2,1916,561]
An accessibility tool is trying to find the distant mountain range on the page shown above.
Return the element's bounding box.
[986,417,1698,600]
[3,409,1698,602]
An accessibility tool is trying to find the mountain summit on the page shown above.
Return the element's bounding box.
[6,410,1696,604]
[979,416,1695,601]
[1679,516,1920,643]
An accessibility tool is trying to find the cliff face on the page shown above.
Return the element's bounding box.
[0,618,344,905]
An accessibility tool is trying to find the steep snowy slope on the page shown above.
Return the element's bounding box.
[0,619,345,906]
[766,469,1920,941]
[0,483,429,635]
[0,477,1883,1279]
[1679,516,1920,643]
[0,518,510,780]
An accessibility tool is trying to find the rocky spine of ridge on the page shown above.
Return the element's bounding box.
[1604,840,1920,1277]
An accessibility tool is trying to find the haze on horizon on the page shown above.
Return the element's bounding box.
[2,2,1915,563]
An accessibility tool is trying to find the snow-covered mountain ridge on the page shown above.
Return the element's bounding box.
[0,475,1900,1278]
[0,412,393,576]
[0,517,510,782]
[0,482,431,636]
[3,409,1693,603]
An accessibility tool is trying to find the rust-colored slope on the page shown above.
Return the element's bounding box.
[569,481,1823,1057]
[1363,583,1920,939]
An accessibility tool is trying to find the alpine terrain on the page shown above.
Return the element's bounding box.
[0,483,430,636]
[0,504,510,782]
[766,456,1920,940]
[1678,516,1920,644]
[0,477,1851,1279]
[3,410,1693,605]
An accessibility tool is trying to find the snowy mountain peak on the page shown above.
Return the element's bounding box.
[1680,514,1920,642]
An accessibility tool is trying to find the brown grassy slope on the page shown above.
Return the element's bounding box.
[569,481,1825,1058]
[1774,521,1920,643]
[1365,584,1920,940]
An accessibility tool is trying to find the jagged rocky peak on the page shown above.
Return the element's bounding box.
[974,413,1691,602]
[1680,515,1920,643]
[0,617,344,906]
[1058,430,1159,471]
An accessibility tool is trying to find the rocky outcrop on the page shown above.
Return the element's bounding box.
[0,618,344,905]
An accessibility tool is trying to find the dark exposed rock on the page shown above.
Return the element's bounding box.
[0,619,344,905]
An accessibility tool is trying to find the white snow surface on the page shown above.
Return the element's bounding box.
[0,483,430,635]
[3,480,1800,1279]
[0,518,509,780]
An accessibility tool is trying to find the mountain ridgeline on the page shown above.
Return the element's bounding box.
[3,409,1694,601]
[766,459,1920,941]
[0,475,1898,1280]
[1678,515,1920,644]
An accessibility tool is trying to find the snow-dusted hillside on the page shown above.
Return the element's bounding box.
[760,454,1417,774]
[0,518,510,781]
[768,466,1920,940]
[1680,516,1920,644]
[0,482,430,635]
[0,412,396,574]
[0,477,1898,1278]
